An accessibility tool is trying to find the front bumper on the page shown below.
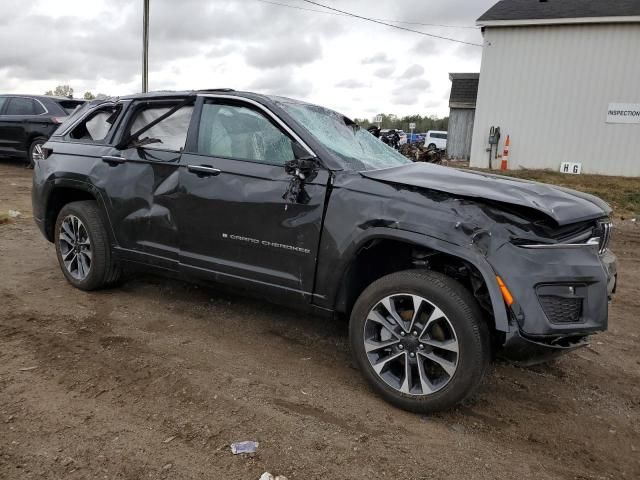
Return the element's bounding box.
[488,242,617,361]
[501,329,590,365]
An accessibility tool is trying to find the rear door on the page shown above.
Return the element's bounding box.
[97,98,195,269]
[176,96,329,299]
[0,97,43,155]
[0,96,9,155]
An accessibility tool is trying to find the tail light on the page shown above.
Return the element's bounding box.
[51,116,66,124]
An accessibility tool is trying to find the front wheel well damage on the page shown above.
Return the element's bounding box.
[336,238,496,330]
[44,188,97,241]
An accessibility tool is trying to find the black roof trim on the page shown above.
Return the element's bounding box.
[478,0,640,23]
[449,73,479,108]
[0,93,85,102]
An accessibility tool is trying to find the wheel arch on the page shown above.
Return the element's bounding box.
[44,179,115,244]
[332,228,510,332]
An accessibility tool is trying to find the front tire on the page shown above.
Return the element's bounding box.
[54,201,121,291]
[350,270,490,413]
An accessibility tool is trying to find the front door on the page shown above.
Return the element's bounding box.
[176,97,329,299]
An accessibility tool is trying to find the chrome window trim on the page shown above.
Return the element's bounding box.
[198,93,317,158]
[0,96,50,116]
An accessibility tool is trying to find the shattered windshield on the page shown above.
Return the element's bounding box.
[277,100,411,171]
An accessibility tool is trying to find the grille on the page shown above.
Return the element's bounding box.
[538,295,583,324]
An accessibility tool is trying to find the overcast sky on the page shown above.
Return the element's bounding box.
[0,0,496,119]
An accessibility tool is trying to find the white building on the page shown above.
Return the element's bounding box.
[470,0,640,177]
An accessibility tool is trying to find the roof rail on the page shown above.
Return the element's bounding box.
[197,88,236,93]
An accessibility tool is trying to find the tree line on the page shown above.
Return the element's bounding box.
[44,84,106,100]
[353,114,448,133]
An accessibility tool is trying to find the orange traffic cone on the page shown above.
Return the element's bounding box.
[501,135,510,171]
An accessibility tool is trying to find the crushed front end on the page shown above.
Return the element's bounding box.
[487,218,617,364]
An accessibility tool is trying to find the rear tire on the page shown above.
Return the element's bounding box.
[350,270,490,413]
[27,137,47,169]
[54,201,121,291]
[427,143,437,150]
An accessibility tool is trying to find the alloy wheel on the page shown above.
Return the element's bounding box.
[58,215,92,280]
[32,143,45,163]
[364,293,459,396]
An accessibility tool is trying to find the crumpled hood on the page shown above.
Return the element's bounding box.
[361,163,611,226]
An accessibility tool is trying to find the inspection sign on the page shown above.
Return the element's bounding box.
[606,103,640,124]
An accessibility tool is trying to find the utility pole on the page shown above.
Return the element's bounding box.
[142,0,149,92]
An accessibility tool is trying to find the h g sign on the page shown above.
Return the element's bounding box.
[560,162,582,175]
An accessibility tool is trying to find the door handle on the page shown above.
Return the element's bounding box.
[187,165,221,177]
[101,155,126,165]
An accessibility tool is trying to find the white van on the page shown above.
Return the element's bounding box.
[424,130,447,150]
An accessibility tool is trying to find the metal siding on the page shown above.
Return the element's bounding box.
[470,24,640,176]
[447,108,475,159]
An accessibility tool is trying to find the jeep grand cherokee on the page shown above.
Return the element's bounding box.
[31,90,617,412]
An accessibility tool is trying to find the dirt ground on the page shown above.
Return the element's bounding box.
[1,161,639,480]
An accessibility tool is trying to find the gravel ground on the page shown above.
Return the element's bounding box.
[1,161,639,479]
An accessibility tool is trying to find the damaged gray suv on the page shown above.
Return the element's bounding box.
[32,90,617,412]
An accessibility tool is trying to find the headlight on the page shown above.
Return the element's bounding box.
[515,218,612,254]
[594,220,613,254]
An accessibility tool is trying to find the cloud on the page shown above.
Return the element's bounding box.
[248,69,313,98]
[411,38,437,55]
[399,64,425,79]
[0,0,485,117]
[396,78,431,93]
[373,66,395,79]
[245,37,322,69]
[362,52,393,65]
[335,79,367,89]
[455,43,483,61]
[392,77,431,105]
[393,91,420,105]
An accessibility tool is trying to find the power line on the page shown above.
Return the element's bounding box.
[254,0,476,29]
[299,0,482,46]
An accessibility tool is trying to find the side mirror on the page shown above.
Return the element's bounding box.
[284,156,318,181]
[282,156,319,208]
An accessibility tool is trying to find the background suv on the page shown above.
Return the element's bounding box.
[0,94,85,167]
[424,130,447,150]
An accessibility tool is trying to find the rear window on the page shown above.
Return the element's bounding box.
[5,97,37,115]
[67,104,122,143]
[55,99,85,115]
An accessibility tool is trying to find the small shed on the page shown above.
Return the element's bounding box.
[447,73,479,160]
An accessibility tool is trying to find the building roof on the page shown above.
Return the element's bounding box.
[478,0,640,26]
[448,73,479,109]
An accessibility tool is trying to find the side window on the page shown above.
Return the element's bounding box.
[0,96,8,114]
[69,105,122,143]
[129,105,193,151]
[196,102,296,165]
[33,100,46,115]
[5,97,36,115]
